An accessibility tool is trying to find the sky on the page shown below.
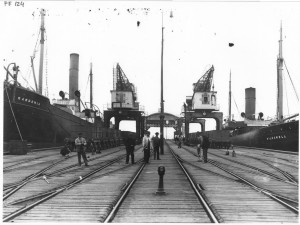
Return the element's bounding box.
[1,1,300,133]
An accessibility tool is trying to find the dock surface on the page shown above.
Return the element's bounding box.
[3,142,298,223]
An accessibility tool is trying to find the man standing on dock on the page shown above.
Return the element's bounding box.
[75,133,89,166]
[198,133,210,163]
[178,134,183,148]
[152,132,161,160]
[196,132,202,161]
[142,131,151,163]
[124,133,136,164]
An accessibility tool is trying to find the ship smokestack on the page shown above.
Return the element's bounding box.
[245,87,256,120]
[69,53,79,100]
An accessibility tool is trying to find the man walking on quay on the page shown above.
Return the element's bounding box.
[152,132,161,160]
[178,134,183,148]
[75,133,89,166]
[197,133,210,163]
[142,131,151,163]
[124,133,136,164]
[196,132,202,161]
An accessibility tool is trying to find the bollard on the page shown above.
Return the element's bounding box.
[156,166,166,195]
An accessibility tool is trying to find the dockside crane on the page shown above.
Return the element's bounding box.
[182,65,223,142]
[185,65,219,112]
[193,65,214,93]
[104,63,144,138]
[114,64,135,93]
[111,63,138,110]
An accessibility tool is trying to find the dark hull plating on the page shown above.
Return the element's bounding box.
[230,120,299,152]
[4,84,109,150]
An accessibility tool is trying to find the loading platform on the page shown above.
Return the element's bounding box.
[3,142,298,223]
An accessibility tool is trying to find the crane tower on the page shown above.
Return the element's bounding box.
[186,65,219,112]
[111,63,139,110]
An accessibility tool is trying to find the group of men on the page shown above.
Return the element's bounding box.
[126,131,210,164]
[142,131,161,163]
[124,131,161,164]
[61,131,210,167]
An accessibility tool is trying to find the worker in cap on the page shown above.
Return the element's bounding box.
[152,132,161,160]
[123,132,136,164]
[178,134,183,148]
[142,131,151,163]
[75,132,88,166]
[196,132,202,161]
[198,134,210,163]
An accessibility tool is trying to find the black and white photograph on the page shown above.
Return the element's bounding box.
[2,0,299,223]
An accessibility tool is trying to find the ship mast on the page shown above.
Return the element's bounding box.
[277,22,284,122]
[38,9,45,95]
[228,70,232,121]
[90,62,93,109]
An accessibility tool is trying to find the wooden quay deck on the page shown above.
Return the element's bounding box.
[2,142,298,223]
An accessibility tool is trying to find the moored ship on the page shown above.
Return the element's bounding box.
[229,119,298,152]
[227,24,299,152]
[188,24,298,152]
[3,9,121,152]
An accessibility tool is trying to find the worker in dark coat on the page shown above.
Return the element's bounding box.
[152,132,161,160]
[196,132,202,161]
[178,135,183,148]
[60,138,71,158]
[75,133,89,166]
[198,134,210,163]
[87,138,96,155]
[142,132,151,163]
[124,133,136,164]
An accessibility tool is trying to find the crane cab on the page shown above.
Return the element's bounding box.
[111,90,139,110]
[110,63,139,110]
[185,65,219,112]
[191,91,219,111]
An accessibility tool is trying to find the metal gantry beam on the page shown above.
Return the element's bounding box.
[193,65,214,93]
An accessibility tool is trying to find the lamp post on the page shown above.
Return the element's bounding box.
[159,10,173,155]
[160,11,165,155]
[228,42,234,122]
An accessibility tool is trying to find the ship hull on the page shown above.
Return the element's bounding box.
[48,104,105,142]
[4,85,108,150]
[4,85,56,147]
[230,120,299,152]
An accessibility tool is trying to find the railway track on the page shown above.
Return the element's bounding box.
[3,141,298,223]
[3,150,120,193]
[3,146,129,201]
[208,151,298,184]
[105,143,220,223]
[3,150,62,172]
[168,141,298,222]
[231,150,298,183]
[2,146,144,222]
[181,143,298,205]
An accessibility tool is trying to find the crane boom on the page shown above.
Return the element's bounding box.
[114,63,135,93]
[193,65,214,93]
[111,63,138,110]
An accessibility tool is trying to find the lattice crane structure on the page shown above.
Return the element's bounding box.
[193,65,214,93]
[185,65,219,112]
[111,63,138,110]
[104,63,145,139]
[182,65,223,139]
